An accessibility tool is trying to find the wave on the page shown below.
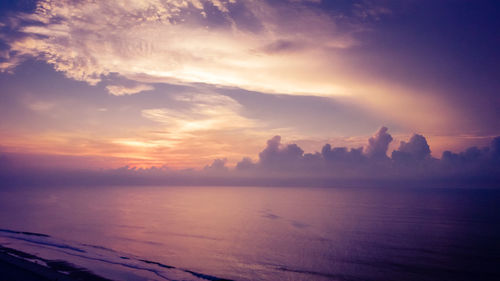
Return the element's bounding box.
[0,228,50,237]
[0,227,233,281]
[0,245,112,281]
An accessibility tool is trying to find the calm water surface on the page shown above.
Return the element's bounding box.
[0,186,499,281]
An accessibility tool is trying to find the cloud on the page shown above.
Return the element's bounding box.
[106,84,154,96]
[0,0,465,134]
[25,100,55,112]
[321,144,365,168]
[234,127,386,177]
[440,136,500,177]
[141,92,256,133]
[353,1,392,21]
[235,157,256,171]
[260,40,304,54]
[364,126,393,160]
[232,127,500,183]
[258,136,304,169]
[0,0,358,95]
[1,127,500,187]
[204,158,228,173]
[492,137,500,158]
[392,134,431,163]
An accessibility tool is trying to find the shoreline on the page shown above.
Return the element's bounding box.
[0,245,113,281]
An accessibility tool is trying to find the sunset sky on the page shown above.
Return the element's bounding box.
[0,0,499,170]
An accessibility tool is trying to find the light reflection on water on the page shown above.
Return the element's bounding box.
[1,186,500,281]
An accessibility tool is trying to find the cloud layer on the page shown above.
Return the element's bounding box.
[1,0,356,95]
[231,127,500,182]
[0,0,464,133]
[0,0,480,144]
[2,127,499,188]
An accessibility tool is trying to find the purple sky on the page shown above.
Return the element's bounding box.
[0,0,499,181]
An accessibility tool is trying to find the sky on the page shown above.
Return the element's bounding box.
[0,0,499,176]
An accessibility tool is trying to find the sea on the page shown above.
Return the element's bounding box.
[0,185,499,281]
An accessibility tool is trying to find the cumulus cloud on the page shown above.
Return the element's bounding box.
[440,136,500,178]
[322,145,364,164]
[392,134,431,163]
[1,127,500,187]
[258,136,304,170]
[364,126,393,160]
[204,158,228,173]
[493,137,500,158]
[235,157,256,171]
[231,127,500,183]
[234,127,387,177]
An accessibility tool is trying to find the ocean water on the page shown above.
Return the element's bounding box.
[0,185,499,281]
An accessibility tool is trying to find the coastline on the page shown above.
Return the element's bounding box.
[0,245,113,281]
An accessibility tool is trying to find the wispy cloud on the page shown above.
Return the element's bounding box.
[1,0,358,95]
[106,84,154,96]
[141,92,255,133]
[0,0,463,134]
